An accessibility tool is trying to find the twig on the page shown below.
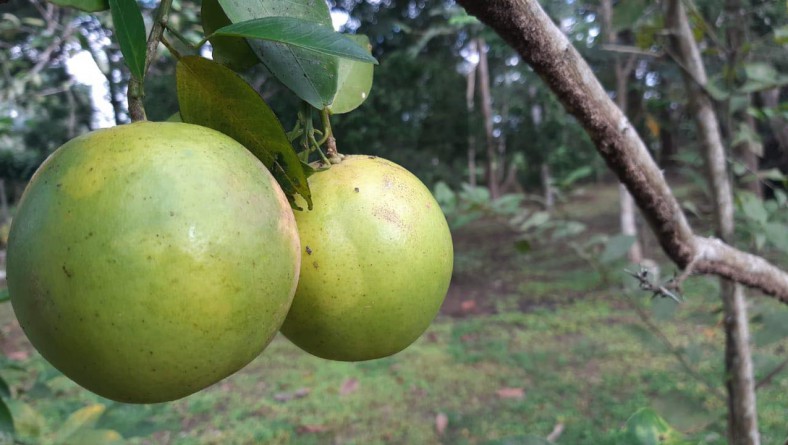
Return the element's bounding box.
[628,297,727,401]
[601,44,663,58]
[128,0,174,122]
[625,265,683,303]
[755,357,788,390]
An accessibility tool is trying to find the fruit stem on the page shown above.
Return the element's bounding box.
[315,108,333,147]
[127,0,174,122]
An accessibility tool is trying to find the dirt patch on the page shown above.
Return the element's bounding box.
[442,218,523,317]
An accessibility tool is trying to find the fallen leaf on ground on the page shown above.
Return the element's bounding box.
[496,387,525,399]
[340,378,359,396]
[298,424,329,434]
[435,412,448,435]
[460,300,477,312]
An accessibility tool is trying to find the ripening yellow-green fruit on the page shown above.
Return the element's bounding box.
[7,122,300,403]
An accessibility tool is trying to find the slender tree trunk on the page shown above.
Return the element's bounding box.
[760,88,788,165]
[724,0,762,197]
[477,38,500,199]
[601,0,642,263]
[530,94,554,210]
[665,1,760,443]
[540,163,555,210]
[466,41,478,187]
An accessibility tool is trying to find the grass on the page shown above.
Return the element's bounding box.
[0,183,786,444]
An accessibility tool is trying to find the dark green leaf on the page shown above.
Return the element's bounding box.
[0,398,13,436]
[213,17,378,64]
[0,289,9,303]
[300,161,327,179]
[176,56,311,208]
[329,34,374,114]
[217,0,338,109]
[108,0,147,80]
[47,0,108,12]
[201,0,258,71]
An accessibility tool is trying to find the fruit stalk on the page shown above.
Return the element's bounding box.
[128,0,174,121]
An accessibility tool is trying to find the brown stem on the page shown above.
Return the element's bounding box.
[755,358,788,390]
[128,0,174,122]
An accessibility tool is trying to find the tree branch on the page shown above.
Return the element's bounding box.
[453,0,788,304]
[128,0,174,122]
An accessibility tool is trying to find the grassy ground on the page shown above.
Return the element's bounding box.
[0,183,786,444]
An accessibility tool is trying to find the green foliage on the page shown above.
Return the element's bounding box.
[212,17,377,64]
[735,187,788,253]
[217,0,339,109]
[201,0,258,71]
[433,182,525,229]
[330,34,375,114]
[623,408,695,445]
[0,355,123,444]
[108,0,147,81]
[176,56,312,208]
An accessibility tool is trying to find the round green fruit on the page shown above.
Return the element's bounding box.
[280,155,453,361]
[7,122,300,403]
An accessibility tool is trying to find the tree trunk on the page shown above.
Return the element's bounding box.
[760,88,788,166]
[453,0,788,301]
[540,163,555,210]
[665,1,760,443]
[477,38,500,199]
[601,0,642,263]
[724,0,762,197]
[466,41,478,187]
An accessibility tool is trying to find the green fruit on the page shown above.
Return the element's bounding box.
[281,155,453,361]
[7,122,300,403]
[201,0,259,72]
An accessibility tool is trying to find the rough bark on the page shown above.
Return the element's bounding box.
[452,0,788,303]
[666,1,759,443]
[477,38,500,199]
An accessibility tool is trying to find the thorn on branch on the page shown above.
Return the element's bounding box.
[625,265,684,303]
